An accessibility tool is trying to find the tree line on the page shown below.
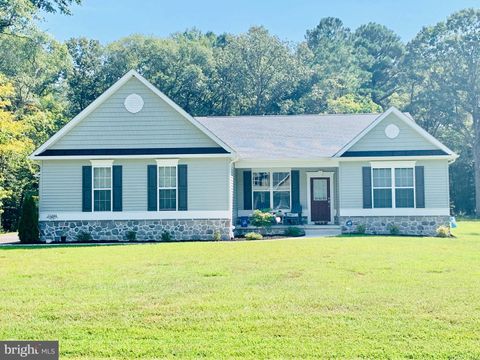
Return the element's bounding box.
[0,1,479,230]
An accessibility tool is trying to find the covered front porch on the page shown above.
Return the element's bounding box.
[233,165,340,228]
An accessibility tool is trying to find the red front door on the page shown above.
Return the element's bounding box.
[310,177,331,223]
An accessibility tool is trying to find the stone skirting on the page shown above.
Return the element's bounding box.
[339,216,450,236]
[39,219,232,243]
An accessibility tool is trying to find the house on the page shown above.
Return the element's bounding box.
[31,70,457,242]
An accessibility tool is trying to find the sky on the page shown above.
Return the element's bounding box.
[42,0,480,44]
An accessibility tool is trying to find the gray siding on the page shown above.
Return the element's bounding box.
[40,160,88,212]
[338,160,450,209]
[350,113,438,152]
[40,158,230,213]
[51,77,218,149]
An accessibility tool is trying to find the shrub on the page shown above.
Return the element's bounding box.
[436,225,450,238]
[125,230,137,241]
[161,230,173,242]
[18,194,39,244]
[245,232,263,240]
[355,224,366,234]
[213,230,222,241]
[388,223,400,235]
[76,230,92,242]
[284,226,304,237]
[250,210,274,229]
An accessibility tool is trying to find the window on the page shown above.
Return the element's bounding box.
[372,168,392,208]
[93,167,112,211]
[253,172,270,209]
[158,166,176,210]
[372,166,415,209]
[252,171,291,211]
[395,168,414,208]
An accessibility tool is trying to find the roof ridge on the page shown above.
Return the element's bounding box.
[196,113,382,119]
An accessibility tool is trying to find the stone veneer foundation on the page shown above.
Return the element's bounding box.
[39,219,232,242]
[339,216,450,236]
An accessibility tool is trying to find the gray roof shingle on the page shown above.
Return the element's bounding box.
[196,114,381,159]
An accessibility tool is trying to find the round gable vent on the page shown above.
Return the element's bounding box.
[124,94,144,113]
[385,124,400,139]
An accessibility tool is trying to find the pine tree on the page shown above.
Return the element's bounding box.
[18,194,39,243]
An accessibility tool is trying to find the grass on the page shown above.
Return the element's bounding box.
[0,222,479,359]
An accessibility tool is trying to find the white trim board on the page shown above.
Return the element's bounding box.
[235,159,339,169]
[39,211,232,222]
[334,107,457,159]
[32,153,234,161]
[339,208,450,217]
[30,69,236,159]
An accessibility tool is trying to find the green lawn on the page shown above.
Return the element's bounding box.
[0,222,479,359]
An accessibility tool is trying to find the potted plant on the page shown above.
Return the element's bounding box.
[60,228,67,243]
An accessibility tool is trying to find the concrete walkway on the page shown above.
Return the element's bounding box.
[0,232,19,244]
[303,229,341,238]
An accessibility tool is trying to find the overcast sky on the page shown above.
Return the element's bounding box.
[42,0,480,43]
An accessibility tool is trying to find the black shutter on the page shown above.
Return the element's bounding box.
[243,170,252,210]
[82,166,92,212]
[291,170,300,211]
[415,166,425,208]
[147,165,157,211]
[362,167,372,209]
[178,164,188,211]
[112,165,122,212]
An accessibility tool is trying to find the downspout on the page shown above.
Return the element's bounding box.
[228,156,240,239]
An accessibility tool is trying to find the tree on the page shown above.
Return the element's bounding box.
[216,26,303,115]
[18,193,38,243]
[402,9,480,214]
[0,31,70,108]
[0,75,35,230]
[0,0,81,35]
[353,23,405,109]
[300,17,365,113]
[103,31,217,115]
[66,37,107,115]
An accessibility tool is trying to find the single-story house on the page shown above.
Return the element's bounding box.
[31,70,457,242]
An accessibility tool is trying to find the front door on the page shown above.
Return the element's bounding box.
[310,177,331,223]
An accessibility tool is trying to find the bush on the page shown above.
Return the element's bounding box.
[245,232,263,240]
[213,230,222,241]
[75,230,92,242]
[161,230,173,242]
[250,210,274,229]
[125,230,137,241]
[284,226,304,237]
[18,194,39,244]
[388,223,400,235]
[355,224,366,234]
[436,225,451,238]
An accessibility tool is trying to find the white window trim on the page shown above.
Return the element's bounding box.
[92,164,113,212]
[251,169,292,212]
[371,162,416,209]
[156,159,179,167]
[157,163,178,211]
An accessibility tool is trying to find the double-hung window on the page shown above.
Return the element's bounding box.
[252,171,291,211]
[372,165,415,209]
[158,165,177,210]
[372,168,392,208]
[93,166,112,211]
[394,168,415,208]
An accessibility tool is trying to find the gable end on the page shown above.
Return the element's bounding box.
[31,70,234,159]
